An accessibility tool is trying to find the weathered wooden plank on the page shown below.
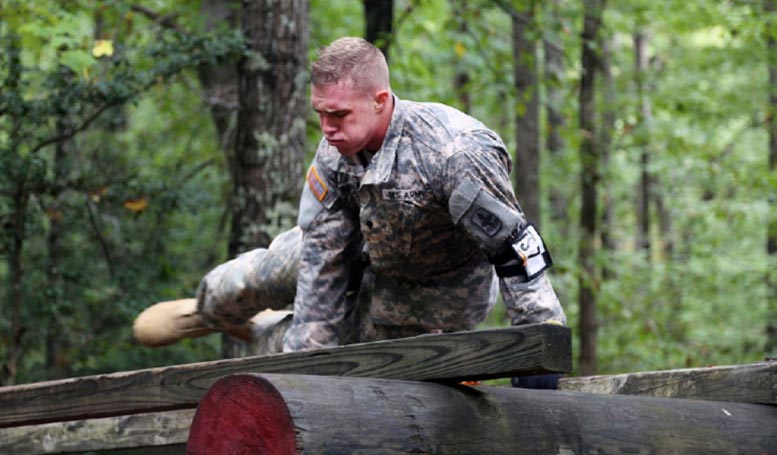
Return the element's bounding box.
[188,373,777,455]
[0,410,193,455]
[558,361,777,404]
[0,323,570,428]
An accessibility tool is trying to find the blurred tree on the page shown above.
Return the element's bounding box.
[512,1,541,227]
[578,0,606,376]
[363,0,393,59]
[194,0,240,166]
[450,0,472,113]
[633,29,651,256]
[766,0,776,356]
[598,33,616,281]
[498,0,541,227]
[2,29,24,385]
[545,0,571,236]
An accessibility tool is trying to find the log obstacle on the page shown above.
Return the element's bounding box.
[558,360,777,404]
[187,372,777,454]
[0,324,569,428]
[0,324,570,454]
[1,323,774,454]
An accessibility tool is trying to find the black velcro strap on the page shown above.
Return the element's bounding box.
[494,263,529,279]
[489,228,521,265]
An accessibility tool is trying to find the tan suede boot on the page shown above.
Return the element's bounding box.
[133,298,218,347]
[133,298,292,348]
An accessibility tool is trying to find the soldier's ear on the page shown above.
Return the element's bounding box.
[374,90,390,112]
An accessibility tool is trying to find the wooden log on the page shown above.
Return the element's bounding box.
[187,373,777,455]
[0,409,193,455]
[558,361,777,404]
[0,323,570,428]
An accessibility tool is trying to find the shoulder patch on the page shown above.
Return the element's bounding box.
[306,165,328,202]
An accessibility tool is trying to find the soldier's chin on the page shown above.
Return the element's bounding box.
[332,143,359,157]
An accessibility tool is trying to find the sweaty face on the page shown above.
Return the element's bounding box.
[311,80,382,157]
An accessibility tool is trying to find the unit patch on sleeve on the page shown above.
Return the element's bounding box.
[471,208,503,237]
[307,165,328,202]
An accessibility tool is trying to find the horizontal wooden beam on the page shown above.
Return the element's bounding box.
[0,410,193,455]
[188,373,777,454]
[558,361,776,404]
[0,323,570,428]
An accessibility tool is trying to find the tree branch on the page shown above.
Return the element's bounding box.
[84,195,116,280]
[29,81,155,156]
[492,0,532,26]
[130,5,186,33]
[174,158,215,188]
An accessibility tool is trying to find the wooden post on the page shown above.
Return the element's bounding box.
[187,373,777,455]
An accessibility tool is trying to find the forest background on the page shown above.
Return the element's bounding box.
[1,0,775,387]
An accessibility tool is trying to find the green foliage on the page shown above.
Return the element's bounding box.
[473,0,772,375]
[0,0,242,382]
[0,0,774,386]
[583,0,773,373]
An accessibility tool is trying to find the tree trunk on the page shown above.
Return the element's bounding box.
[196,0,246,360]
[198,0,240,160]
[633,29,684,350]
[141,1,309,359]
[451,0,471,113]
[766,0,777,356]
[544,0,568,237]
[44,94,73,380]
[363,0,393,60]
[187,373,777,455]
[231,0,309,256]
[636,30,674,260]
[2,30,25,387]
[634,30,652,257]
[598,35,616,280]
[512,3,541,226]
[653,190,674,257]
[578,0,605,376]
[6,189,25,387]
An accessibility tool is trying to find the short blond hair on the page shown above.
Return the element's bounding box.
[311,37,390,94]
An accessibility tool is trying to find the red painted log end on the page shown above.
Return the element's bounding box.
[187,374,297,455]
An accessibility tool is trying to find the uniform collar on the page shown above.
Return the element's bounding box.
[361,95,405,185]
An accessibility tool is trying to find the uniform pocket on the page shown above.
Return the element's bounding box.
[360,187,428,265]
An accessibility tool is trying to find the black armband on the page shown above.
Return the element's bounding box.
[490,224,553,281]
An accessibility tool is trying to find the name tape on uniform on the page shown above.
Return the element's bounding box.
[382,188,427,201]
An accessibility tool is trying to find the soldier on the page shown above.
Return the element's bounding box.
[134,37,565,363]
[286,36,565,351]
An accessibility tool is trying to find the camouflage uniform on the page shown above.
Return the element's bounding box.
[196,227,301,332]
[284,97,565,352]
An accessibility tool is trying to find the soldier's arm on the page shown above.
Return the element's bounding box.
[443,129,566,326]
[282,159,362,351]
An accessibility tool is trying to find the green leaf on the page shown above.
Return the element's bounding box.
[58,50,95,75]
